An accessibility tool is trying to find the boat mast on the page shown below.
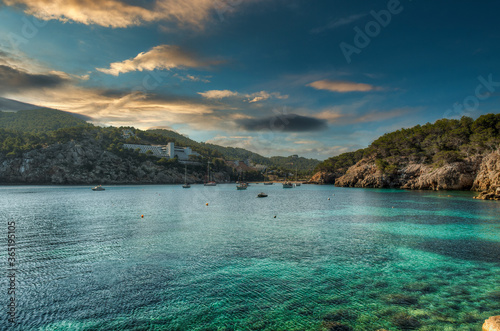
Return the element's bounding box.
[207,161,211,182]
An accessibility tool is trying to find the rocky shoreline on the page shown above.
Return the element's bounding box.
[0,139,228,185]
[309,152,500,200]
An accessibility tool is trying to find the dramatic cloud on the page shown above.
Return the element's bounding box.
[2,0,257,29]
[308,80,381,93]
[199,89,288,103]
[97,45,217,76]
[237,114,328,132]
[0,65,68,93]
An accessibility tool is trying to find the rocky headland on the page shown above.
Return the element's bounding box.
[311,151,500,200]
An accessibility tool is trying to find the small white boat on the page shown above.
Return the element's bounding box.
[92,185,105,191]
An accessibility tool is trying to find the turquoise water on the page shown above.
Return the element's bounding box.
[1,184,499,330]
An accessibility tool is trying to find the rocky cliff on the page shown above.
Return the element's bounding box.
[0,139,227,185]
[305,171,342,185]
[313,152,500,199]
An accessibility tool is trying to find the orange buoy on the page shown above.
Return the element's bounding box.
[206,203,209,206]
[141,215,144,218]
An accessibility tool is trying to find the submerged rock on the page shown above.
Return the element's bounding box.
[391,312,421,329]
[483,316,500,331]
[322,321,353,331]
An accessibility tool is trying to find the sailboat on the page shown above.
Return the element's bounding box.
[294,166,301,186]
[182,164,190,188]
[204,161,217,186]
[236,173,247,190]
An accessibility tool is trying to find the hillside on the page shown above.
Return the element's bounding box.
[148,129,319,172]
[0,126,234,184]
[0,108,90,133]
[312,114,500,199]
[0,97,44,112]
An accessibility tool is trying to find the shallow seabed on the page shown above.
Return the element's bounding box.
[1,184,499,330]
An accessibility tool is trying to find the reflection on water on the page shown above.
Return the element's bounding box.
[0,185,499,330]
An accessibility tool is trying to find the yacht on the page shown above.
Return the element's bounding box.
[204,161,217,186]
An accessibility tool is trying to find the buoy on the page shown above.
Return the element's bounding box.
[141,215,144,218]
[274,215,277,218]
[328,198,330,200]
[206,203,209,206]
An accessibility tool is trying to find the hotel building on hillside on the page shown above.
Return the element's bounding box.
[123,142,200,161]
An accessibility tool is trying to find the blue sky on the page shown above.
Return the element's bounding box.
[0,0,499,160]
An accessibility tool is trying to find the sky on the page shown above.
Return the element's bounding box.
[0,0,499,160]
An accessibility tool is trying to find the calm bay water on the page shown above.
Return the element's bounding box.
[1,184,499,330]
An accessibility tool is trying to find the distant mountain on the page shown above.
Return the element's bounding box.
[0,97,44,112]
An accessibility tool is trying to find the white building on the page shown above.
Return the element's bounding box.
[123,142,200,161]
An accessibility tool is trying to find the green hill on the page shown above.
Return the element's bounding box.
[316,114,500,175]
[0,107,320,174]
[0,108,89,133]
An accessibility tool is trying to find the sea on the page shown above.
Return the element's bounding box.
[0,184,499,330]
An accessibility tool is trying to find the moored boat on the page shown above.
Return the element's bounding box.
[92,185,105,191]
[204,161,217,186]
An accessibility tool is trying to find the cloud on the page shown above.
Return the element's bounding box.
[316,107,414,124]
[294,140,319,145]
[174,74,211,83]
[2,0,258,29]
[198,89,288,103]
[0,65,68,93]
[236,114,328,132]
[245,91,288,103]
[311,14,367,34]
[308,80,382,93]
[198,90,239,99]
[97,45,218,76]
